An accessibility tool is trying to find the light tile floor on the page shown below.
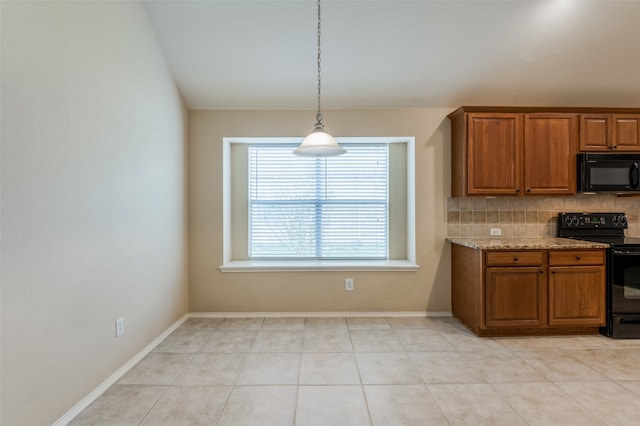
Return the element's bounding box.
[70,316,640,425]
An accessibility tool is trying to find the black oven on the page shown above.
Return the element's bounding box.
[558,212,640,338]
[607,245,640,337]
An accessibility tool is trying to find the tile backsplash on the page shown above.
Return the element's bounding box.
[447,194,640,238]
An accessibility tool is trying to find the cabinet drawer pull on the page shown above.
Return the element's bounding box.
[540,270,544,274]
[513,257,519,261]
[516,188,520,193]
[526,188,531,192]
[576,256,582,261]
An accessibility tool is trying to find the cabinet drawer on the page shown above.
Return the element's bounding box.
[549,250,604,266]
[485,251,543,266]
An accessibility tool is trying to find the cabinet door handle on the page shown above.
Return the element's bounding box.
[540,270,544,274]
[613,145,618,149]
[515,188,520,193]
[551,270,555,274]
[526,188,531,192]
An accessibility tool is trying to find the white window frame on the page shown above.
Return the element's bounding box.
[220,137,418,272]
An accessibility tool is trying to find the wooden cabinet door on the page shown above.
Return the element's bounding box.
[523,113,577,195]
[580,114,611,152]
[485,267,546,327]
[467,113,522,195]
[579,114,640,152]
[612,114,640,151]
[548,266,605,326]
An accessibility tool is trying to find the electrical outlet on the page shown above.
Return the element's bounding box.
[345,278,354,291]
[115,317,124,338]
[490,228,502,236]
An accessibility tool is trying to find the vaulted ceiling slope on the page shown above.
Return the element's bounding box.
[142,0,640,110]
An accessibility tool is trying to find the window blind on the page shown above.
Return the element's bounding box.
[248,144,389,259]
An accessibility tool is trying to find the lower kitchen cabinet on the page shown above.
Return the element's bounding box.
[548,251,606,326]
[451,244,605,336]
[485,266,546,328]
[548,266,605,325]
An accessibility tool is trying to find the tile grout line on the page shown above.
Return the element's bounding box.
[293,322,305,426]
[486,382,538,426]
[135,384,172,426]
[213,351,247,426]
[423,385,455,426]
[139,336,198,425]
[549,380,613,426]
[348,318,375,426]
[216,317,267,425]
[358,318,392,426]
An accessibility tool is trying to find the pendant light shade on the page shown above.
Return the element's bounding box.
[293,118,346,157]
[293,0,346,157]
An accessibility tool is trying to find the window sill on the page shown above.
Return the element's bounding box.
[219,260,420,273]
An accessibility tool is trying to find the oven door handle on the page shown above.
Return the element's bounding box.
[612,249,640,255]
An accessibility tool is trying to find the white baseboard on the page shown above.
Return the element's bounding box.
[53,310,452,425]
[190,311,453,318]
[53,313,190,426]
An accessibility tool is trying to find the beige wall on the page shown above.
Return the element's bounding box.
[1,2,188,425]
[188,109,452,313]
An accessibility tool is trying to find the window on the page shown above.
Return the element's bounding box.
[221,137,417,271]
[248,144,388,259]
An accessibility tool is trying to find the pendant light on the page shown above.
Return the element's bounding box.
[293,0,346,157]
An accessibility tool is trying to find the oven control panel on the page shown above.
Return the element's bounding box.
[558,212,627,229]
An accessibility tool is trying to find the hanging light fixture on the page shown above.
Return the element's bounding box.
[293,0,346,157]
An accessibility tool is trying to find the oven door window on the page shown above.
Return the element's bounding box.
[612,252,640,312]
[624,267,640,299]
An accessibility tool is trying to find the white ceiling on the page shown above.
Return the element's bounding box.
[142,0,640,110]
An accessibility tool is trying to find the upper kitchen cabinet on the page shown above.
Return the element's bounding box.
[524,113,577,195]
[466,113,522,196]
[613,115,640,150]
[580,114,611,151]
[449,107,577,197]
[580,114,640,152]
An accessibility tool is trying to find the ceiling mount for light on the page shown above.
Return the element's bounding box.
[293,0,346,157]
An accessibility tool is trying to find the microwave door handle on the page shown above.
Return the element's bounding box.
[631,162,640,189]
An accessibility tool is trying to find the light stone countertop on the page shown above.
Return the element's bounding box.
[447,237,610,250]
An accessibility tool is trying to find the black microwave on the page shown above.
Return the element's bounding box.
[578,153,640,192]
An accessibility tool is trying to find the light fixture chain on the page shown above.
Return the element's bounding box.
[316,0,323,126]
[292,0,345,156]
